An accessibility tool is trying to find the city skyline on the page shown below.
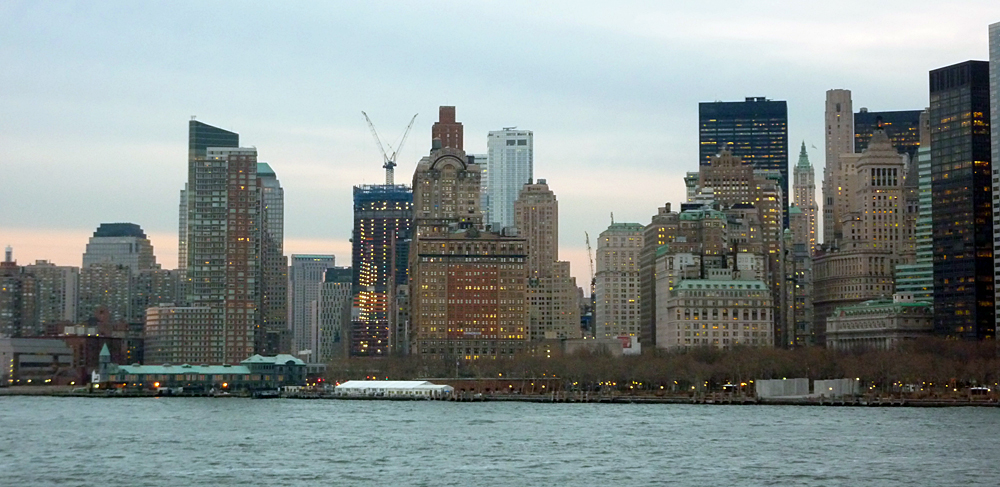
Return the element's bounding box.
[1,2,996,289]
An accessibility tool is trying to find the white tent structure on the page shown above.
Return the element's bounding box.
[334,380,454,399]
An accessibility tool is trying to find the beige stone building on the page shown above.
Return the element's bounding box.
[657,278,774,349]
[825,296,933,350]
[595,222,643,339]
[823,89,855,244]
[793,142,818,253]
[409,121,529,359]
[514,180,581,340]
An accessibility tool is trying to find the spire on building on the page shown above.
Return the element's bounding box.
[797,141,811,168]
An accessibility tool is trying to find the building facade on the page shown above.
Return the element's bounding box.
[699,97,789,225]
[990,22,1000,338]
[351,184,412,357]
[792,143,817,253]
[823,89,855,245]
[82,223,156,275]
[854,108,923,159]
[825,297,933,350]
[289,255,336,357]
[657,279,774,349]
[514,180,580,340]
[257,162,288,355]
[929,61,994,340]
[313,267,352,363]
[595,222,643,339]
[22,261,78,330]
[484,128,533,232]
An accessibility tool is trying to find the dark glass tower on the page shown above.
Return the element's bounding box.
[350,184,413,356]
[699,97,789,225]
[188,120,239,158]
[854,109,923,160]
[929,61,994,340]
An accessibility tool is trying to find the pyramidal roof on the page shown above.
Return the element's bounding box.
[796,141,811,169]
[99,344,110,357]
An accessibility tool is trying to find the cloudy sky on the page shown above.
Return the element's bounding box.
[1,1,995,287]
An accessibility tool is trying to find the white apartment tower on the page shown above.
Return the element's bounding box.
[485,129,533,232]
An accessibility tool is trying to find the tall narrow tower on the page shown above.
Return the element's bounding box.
[485,128,533,231]
[823,89,854,245]
[793,142,818,254]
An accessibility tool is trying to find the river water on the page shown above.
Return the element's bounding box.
[1,396,998,486]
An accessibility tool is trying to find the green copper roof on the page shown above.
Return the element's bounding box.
[675,279,768,290]
[257,162,275,176]
[796,141,811,169]
[788,205,803,214]
[679,207,726,220]
[241,354,306,365]
[99,344,110,357]
[116,364,252,376]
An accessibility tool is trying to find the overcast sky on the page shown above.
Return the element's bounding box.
[1,1,996,287]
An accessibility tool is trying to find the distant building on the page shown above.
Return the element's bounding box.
[78,263,131,324]
[699,97,789,225]
[0,256,36,338]
[484,128,533,231]
[351,184,412,357]
[639,203,680,346]
[0,337,74,385]
[257,162,288,355]
[289,255,335,357]
[22,260,78,329]
[657,279,774,349]
[514,180,580,340]
[929,61,994,340]
[312,267,352,363]
[81,223,156,275]
[854,108,923,159]
[143,305,215,364]
[431,106,463,151]
[96,350,307,392]
[792,142,817,254]
[595,222,643,339]
[823,89,855,244]
[409,119,529,359]
[825,297,933,350]
[989,22,1000,340]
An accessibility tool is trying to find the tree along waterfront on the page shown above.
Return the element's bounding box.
[325,338,999,397]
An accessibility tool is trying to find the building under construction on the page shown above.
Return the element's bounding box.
[351,184,413,356]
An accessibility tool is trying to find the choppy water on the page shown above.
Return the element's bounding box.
[1,397,998,486]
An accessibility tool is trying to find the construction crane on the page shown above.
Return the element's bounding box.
[362,112,418,185]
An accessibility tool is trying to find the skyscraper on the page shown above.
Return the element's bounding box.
[485,128,533,232]
[82,223,156,275]
[410,113,529,359]
[699,97,789,225]
[351,184,412,357]
[312,267,352,363]
[22,261,78,330]
[289,255,335,356]
[792,143,818,254]
[929,61,993,340]
[990,22,1000,340]
[0,249,37,337]
[823,89,854,245]
[169,120,260,364]
[257,162,288,355]
[514,180,581,340]
[854,108,923,159]
[594,222,643,339]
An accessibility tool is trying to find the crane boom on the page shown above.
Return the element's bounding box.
[585,231,595,296]
[361,111,418,185]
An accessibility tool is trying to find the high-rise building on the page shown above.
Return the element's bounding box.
[514,180,581,340]
[990,22,1000,340]
[312,267,352,363]
[639,203,680,346]
[594,222,643,339]
[350,185,412,357]
[22,261,78,330]
[132,269,184,316]
[82,223,156,275]
[0,249,37,337]
[854,108,923,159]
[78,263,131,324]
[823,89,855,245]
[930,61,993,340]
[431,106,463,150]
[699,97,788,225]
[792,142,818,254]
[257,162,288,355]
[485,128,533,232]
[410,116,529,359]
[893,111,933,302]
[178,184,188,272]
[289,255,335,357]
[180,119,259,364]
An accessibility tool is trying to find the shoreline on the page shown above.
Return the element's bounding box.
[2,387,997,407]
